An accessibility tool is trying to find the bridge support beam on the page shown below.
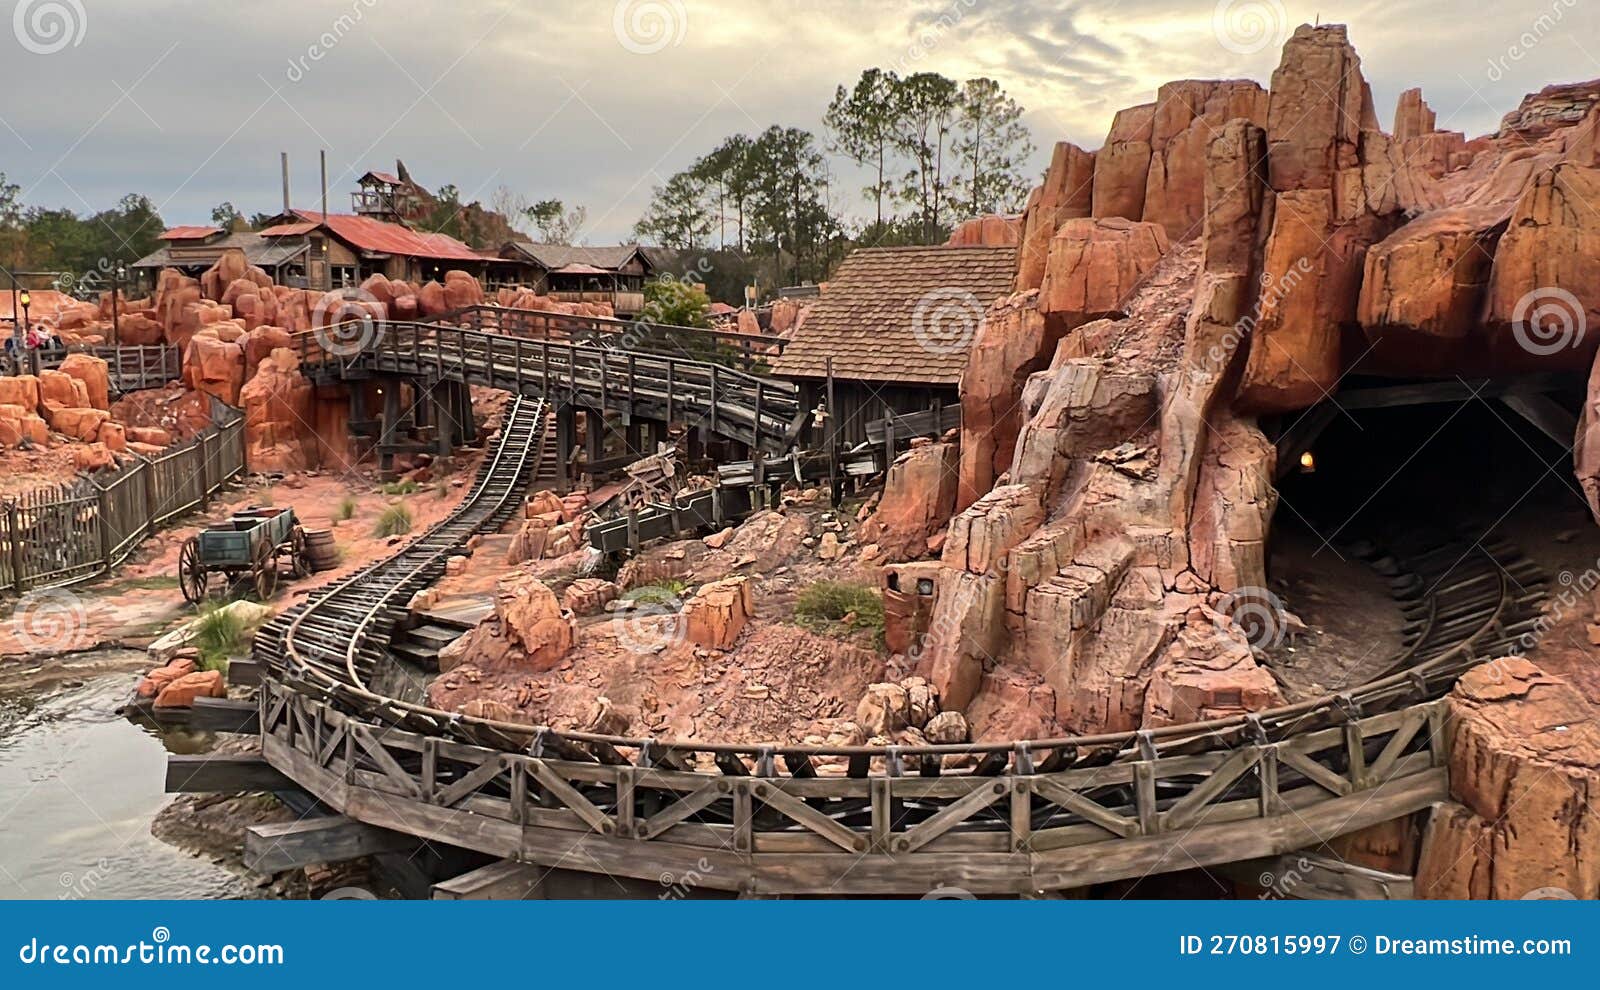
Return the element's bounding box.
[555,403,576,493]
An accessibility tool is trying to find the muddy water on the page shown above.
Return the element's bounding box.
[0,654,257,899]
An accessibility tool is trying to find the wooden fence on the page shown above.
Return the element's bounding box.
[0,400,246,594]
[10,344,183,395]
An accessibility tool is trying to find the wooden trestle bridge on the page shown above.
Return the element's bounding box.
[216,316,1547,896]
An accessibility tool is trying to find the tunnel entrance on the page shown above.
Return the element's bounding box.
[1261,377,1588,700]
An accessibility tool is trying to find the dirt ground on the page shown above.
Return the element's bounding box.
[0,449,486,663]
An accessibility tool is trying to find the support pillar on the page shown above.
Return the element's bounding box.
[555,402,576,493]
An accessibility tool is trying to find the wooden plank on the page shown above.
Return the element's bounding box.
[185,696,261,734]
[244,814,415,873]
[165,753,292,793]
[432,858,548,900]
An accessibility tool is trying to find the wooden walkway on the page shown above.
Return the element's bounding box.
[292,322,802,454]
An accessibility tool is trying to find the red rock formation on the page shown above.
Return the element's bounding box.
[1141,80,1268,239]
[183,330,246,406]
[438,570,575,674]
[56,354,110,411]
[945,214,1021,247]
[1392,87,1436,141]
[239,347,315,473]
[956,293,1056,509]
[1091,103,1155,221]
[1416,659,1600,898]
[860,440,959,561]
[1016,142,1096,291]
[682,576,754,650]
[1037,217,1169,333]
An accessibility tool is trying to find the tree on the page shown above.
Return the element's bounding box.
[424,184,466,240]
[524,199,587,244]
[892,72,962,242]
[824,68,902,229]
[744,126,830,287]
[490,184,529,233]
[211,201,243,229]
[633,172,713,250]
[640,277,711,328]
[691,134,754,250]
[951,77,1034,217]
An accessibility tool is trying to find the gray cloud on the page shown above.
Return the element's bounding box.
[2,0,1596,244]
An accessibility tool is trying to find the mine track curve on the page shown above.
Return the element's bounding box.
[253,364,1548,895]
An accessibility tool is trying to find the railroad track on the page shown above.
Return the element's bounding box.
[251,391,1549,891]
[255,394,548,710]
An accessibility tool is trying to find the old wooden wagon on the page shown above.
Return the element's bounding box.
[179,506,310,603]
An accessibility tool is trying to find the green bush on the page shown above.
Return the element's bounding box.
[335,496,358,521]
[794,580,884,648]
[191,603,246,670]
[373,504,413,538]
[380,480,419,496]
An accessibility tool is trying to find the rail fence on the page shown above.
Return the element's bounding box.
[0,399,245,594]
[8,344,183,395]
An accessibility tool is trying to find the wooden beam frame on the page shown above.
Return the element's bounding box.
[244,815,417,873]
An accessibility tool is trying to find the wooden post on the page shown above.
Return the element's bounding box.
[825,357,838,505]
[196,431,211,505]
[709,364,720,435]
[6,501,25,594]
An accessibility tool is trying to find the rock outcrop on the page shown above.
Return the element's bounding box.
[1416,659,1600,899]
[861,440,960,560]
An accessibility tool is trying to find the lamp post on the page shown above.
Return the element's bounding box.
[18,290,35,376]
[110,263,125,346]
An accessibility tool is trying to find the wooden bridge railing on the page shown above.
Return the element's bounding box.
[426,304,787,374]
[259,680,1449,895]
[294,321,803,453]
[0,399,244,595]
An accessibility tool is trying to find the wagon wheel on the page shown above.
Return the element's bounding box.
[290,525,312,578]
[252,538,278,600]
[178,537,208,604]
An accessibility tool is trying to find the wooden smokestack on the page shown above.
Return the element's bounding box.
[281,152,290,213]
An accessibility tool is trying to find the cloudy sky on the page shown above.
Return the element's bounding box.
[3,0,1598,245]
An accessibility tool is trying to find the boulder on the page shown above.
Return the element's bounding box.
[125,425,172,447]
[682,576,754,650]
[860,440,959,561]
[49,406,110,442]
[924,709,970,744]
[56,353,111,410]
[0,374,41,412]
[239,347,316,472]
[442,270,484,310]
[945,214,1021,246]
[72,442,115,471]
[184,331,246,406]
[38,369,90,411]
[0,403,47,447]
[1140,608,1284,727]
[494,572,575,671]
[855,682,911,735]
[153,670,226,708]
[1416,659,1600,899]
[242,325,293,373]
[1037,217,1169,333]
[562,577,620,616]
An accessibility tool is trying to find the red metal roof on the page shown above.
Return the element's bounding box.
[288,210,484,262]
[160,225,222,241]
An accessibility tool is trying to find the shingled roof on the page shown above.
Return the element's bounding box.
[771,245,1018,385]
[502,241,654,272]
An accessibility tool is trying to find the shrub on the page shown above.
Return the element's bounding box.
[191,603,247,670]
[794,580,884,648]
[373,504,413,538]
[380,480,419,496]
[336,496,358,521]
